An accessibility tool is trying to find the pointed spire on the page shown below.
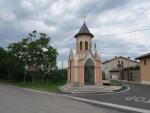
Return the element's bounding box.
[74,22,94,38]
[95,50,98,58]
[95,50,100,61]
[94,42,97,52]
[68,48,73,60]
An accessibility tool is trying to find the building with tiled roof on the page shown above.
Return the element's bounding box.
[136,53,150,84]
[102,56,139,80]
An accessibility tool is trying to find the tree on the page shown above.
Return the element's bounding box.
[8,31,58,82]
[0,47,23,81]
[0,47,7,79]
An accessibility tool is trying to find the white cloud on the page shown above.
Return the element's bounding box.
[19,19,57,33]
[58,48,70,54]
[21,1,35,12]
[0,11,16,22]
[0,0,150,63]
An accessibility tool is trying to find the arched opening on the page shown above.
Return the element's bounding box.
[80,41,82,50]
[85,41,88,50]
[84,59,95,85]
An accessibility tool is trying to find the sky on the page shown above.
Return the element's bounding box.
[0,0,150,68]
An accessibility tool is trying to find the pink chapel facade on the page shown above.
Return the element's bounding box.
[67,22,102,87]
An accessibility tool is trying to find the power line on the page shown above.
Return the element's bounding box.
[1,25,150,45]
[98,26,150,37]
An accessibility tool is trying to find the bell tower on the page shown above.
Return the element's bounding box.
[75,22,94,54]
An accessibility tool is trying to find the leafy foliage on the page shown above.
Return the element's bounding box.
[0,31,66,83]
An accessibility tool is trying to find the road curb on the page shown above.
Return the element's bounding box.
[22,87,69,97]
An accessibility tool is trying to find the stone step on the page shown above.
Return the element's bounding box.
[62,89,113,94]
[60,85,122,94]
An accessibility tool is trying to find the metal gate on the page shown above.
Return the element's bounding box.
[84,59,95,85]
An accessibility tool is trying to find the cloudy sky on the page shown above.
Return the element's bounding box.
[0,0,150,68]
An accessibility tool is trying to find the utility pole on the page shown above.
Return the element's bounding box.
[60,61,63,82]
[128,57,130,81]
[62,61,63,70]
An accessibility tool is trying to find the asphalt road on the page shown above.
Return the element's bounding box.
[70,82,150,111]
[0,84,124,113]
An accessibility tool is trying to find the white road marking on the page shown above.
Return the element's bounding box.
[23,88,56,95]
[125,96,137,101]
[77,84,131,96]
[68,96,150,113]
[118,84,130,93]
[135,97,146,102]
[144,100,150,104]
[125,96,150,104]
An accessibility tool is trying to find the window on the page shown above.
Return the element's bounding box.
[85,41,88,50]
[121,61,124,68]
[117,60,121,68]
[144,59,147,65]
[117,63,121,68]
[80,41,82,50]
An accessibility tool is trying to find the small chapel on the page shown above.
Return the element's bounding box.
[68,22,102,87]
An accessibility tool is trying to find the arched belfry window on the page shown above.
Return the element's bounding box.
[80,41,82,50]
[85,41,88,50]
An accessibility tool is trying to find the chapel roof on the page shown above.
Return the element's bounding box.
[74,22,94,38]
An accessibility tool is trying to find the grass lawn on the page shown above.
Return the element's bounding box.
[0,80,64,93]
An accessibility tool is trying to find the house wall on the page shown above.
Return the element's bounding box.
[110,72,120,80]
[140,57,150,84]
[123,70,141,82]
[103,57,139,79]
